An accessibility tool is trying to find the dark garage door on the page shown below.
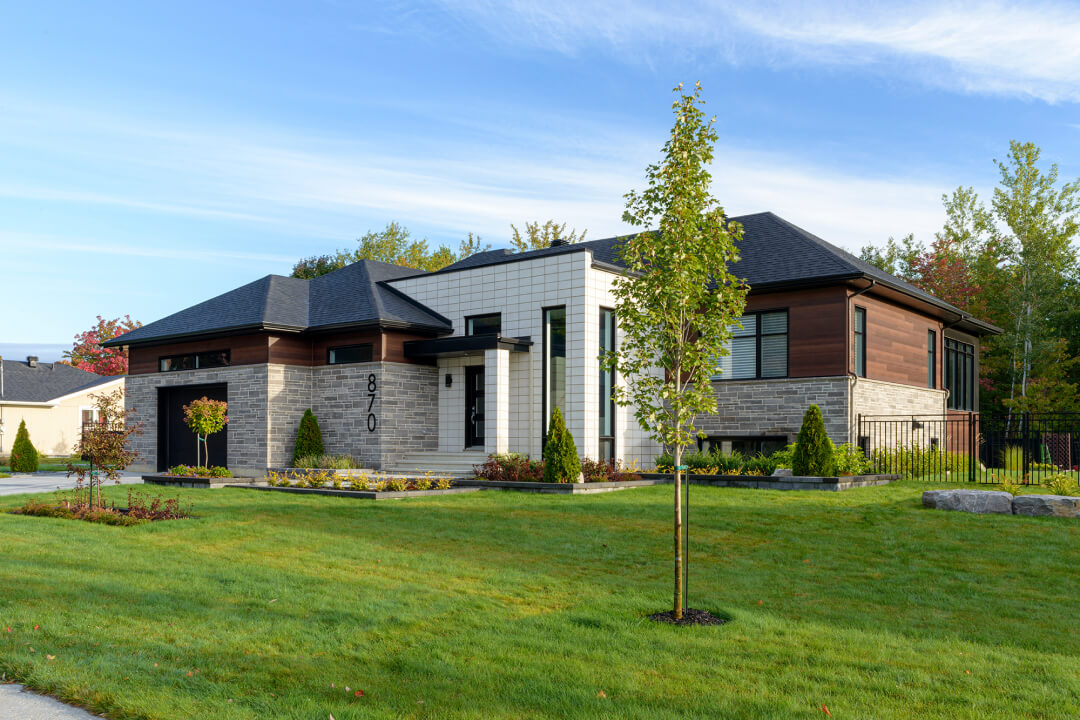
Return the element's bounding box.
[158,383,228,471]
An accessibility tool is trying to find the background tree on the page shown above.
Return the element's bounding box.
[182,397,228,468]
[509,220,587,252]
[291,223,489,278]
[62,315,142,376]
[68,389,141,509]
[605,82,748,621]
[10,419,39,473]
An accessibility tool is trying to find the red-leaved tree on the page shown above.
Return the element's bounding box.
[63,315,141,376]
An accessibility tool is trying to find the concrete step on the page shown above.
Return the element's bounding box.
[387,451,488,476]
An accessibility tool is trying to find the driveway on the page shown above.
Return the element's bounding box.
[0,684,98,719]
[0,471,143,496]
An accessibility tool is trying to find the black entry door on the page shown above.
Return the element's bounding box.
[158,383,228,470]
[465,366,485,448]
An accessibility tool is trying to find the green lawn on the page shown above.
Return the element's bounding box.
[1,482,1077,719]
[0,460,89,473]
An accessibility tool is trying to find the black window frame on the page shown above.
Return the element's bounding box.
[541,305,567,448]
[928,329,937,389]
[465,313,502,337]
[711,308,789,381]
[158,349,231,373]
[854,306,867,378]
[327,343,374,365]
[598,307,616,465]
[945,337,975,411]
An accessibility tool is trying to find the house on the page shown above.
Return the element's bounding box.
[104,212,1000,476]
[0,356,123,457]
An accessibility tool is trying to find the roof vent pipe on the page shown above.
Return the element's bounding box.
[27,356,38,368]
[549,237,569,247]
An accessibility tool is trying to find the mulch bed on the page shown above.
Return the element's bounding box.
[648,608,729,626]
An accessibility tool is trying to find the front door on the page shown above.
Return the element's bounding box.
[465,366,485,448]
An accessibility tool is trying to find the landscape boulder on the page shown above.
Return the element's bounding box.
[922,489,1013,514]
[1011,494,1080,519]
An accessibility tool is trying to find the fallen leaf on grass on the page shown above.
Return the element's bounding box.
[33,625,39,630]
[757,600,763,605]
[821,703,831,716]
[597,690,607,699]
[269,599,278,604]
[354,690,364,697]
[186,671,194,677]
[46,655,56,661]
[5,627,10,632]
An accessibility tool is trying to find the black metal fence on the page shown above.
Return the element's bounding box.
[857,412,1080,485]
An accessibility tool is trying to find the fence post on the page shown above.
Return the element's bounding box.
[1022,412,1031,480]
[968,411,976,483]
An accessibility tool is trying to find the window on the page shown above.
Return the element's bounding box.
[945,337,975,411]
[712,310,788,380]
[854,306,866,377]
[698,436,788,456]
[465,313,501,336]
[159,350,231,372]
[599,308,616,464]
[543,307,566,438]
[928,329,937,388]
[328,344,374,365]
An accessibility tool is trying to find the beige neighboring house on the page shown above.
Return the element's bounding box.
[0,355,123,457]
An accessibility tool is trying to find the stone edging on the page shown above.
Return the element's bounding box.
[228,484,482,500]
[143,474,235,488]
[923,489,1080,518]
[453,478,665,494]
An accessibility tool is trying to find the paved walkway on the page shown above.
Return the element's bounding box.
[0,684,100,719]
[0,471,143,496]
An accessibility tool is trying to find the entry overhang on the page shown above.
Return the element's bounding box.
[403,335,532,359]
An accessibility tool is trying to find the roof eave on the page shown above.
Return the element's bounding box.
[101,322,306,349]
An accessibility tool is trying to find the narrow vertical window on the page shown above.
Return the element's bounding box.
[543,307,567,438]
[854,306,866,377]
[927,329,937,388]
[599,308,616,464]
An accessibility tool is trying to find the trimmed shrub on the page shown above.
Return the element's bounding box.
[292,409,325,466]
[476,453,545,482]
[833,443,871,476]
[543,407,581,483]
[10,420,39,473]
[792,405,835,476]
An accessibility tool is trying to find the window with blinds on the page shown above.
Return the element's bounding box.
[712,310,788,380]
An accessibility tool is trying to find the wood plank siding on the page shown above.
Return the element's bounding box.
[850,293,942,388]
[745,286,848,378]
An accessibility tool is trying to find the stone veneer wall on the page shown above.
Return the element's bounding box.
[851,377,948,449]
[124,365,270,476]
[697,377,852,445]
[126,361,439,475]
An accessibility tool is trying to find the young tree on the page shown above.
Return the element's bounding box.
[68,389,141,509]
[509,220,587,252]
[182,397,228,468]
[291,223,489,277]
[10,420,39,473]
[62,315,142,376]
[605,82,748,620]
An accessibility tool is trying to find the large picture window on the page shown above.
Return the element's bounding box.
[159,350,230,372]
[543,307,566,438]
[599,308,615,464]
[945,337,975,411]
[854,306,866,378]
[712,310,788,380]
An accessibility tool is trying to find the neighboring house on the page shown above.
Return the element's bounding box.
[104,212,1000,476]
[0,356,123,457]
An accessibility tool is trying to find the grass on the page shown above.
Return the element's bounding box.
[0,481,1077,719]
[0,459,89,473]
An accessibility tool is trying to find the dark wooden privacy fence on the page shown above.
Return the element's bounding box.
[857,412,1080,485]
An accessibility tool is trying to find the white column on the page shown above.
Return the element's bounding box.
[484,348,510,455]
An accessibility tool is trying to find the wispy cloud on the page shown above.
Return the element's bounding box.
[0,231,297,265]
[433,0,1080,103]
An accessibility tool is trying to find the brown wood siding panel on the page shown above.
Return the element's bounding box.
[745,286,847,377]
[128,334,270,375]
[310,331,384,365]
[854,294,943,387]
[267,334,314,366]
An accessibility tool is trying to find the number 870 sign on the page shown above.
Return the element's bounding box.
[366,373,377,432]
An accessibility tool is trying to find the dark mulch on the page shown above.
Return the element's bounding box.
[648,608,730,626]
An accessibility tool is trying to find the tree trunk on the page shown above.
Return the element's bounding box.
[674,443,684,620]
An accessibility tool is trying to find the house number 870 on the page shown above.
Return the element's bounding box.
[367,373,377,432]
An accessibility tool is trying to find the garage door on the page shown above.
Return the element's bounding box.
[157,383,228,471]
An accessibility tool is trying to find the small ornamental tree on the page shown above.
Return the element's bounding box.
[542,407,582,483]
[604,82,748,620]
[69,389,142,508]
[292,409,325,466]
[182,397,228,468]
[10,420,39,473]
[792,404,835,476]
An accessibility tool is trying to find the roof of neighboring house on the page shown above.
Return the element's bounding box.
[104,260,454,348]
[432,211,1000,335]
[0,358,120,404]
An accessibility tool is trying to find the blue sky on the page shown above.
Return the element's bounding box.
[2,1,1078,353]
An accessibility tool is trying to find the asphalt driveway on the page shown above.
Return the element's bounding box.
[0,471,143,496]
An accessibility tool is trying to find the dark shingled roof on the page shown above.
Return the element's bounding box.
[105,260,452,347]
[434,211,999,334]
[0,359,118,403]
